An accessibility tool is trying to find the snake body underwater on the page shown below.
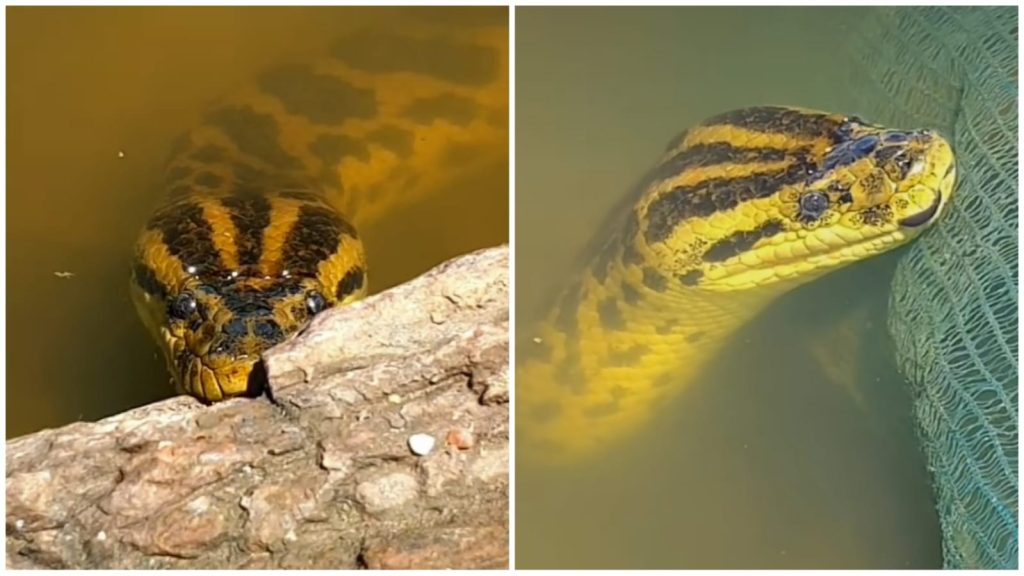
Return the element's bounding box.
[130,19,508,401]
[519,106,955,459]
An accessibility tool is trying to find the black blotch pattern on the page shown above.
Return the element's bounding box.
[405,94,478,125]
[642,267,668,292]
[621,282,641,305]
[149,201,225,278]
[608,344,649,366]
[132,261,167,300]
[221,192,272,267]
[368,125,414,156]
[703,220,786,263]
[645,158,814,244]
[194,171,223,189]
[254,319,284,341]
[310,134,370,167]
[598,298,625,330]
[330,30,499,86]
[280,204,345,277]
[335,266,366,300]
[861,205,894,227]
[678,270,703,286]
[205,106,301,170]
[258,63,376,125]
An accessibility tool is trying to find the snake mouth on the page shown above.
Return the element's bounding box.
[898,191,942,228]
[180,352,267,402]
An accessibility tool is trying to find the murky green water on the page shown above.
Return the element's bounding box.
[515,7,942,568]
[7,6,508,438]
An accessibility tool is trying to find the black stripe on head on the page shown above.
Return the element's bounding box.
[405,94,478,125]
[335,266,365,300]
[132,261,168,300]
[220,193,272,267]
[280,205,347,277]
[149,201,225,278]
[330,31,499,86]
[258,64,377,126]
[644,156,814,244]
[703,220,786,263]
[647,143,789,188]
[204,106,301,170]
[701,107,844,140]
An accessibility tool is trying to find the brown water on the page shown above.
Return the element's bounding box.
[6,6,508,438]
[515,7,942,569]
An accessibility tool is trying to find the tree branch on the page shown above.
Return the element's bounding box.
[6,246,509,569]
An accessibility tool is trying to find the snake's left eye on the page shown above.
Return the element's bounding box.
[305,291,328,316]
[169,291,197,320]
[799,192,830,220]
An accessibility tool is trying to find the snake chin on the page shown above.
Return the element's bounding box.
[179,351,267,402]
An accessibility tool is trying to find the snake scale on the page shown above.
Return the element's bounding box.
[519,106,955,459]
[130,16,508,401]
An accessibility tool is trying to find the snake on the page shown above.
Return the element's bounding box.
[129,17,508,402]
[518,106,956,460]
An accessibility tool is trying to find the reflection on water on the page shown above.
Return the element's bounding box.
[7,6,508,438]
[516,7,941,568]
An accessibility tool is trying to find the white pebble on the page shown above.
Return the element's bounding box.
[408,433,436,456]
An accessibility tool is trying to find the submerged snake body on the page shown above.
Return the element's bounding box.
[519,107,955,459]
[131,20,508,401]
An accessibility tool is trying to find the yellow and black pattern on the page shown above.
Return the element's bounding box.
[519,106,956,460]
[131,16,507,401]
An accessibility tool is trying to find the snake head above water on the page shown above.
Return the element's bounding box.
[635,106,956,292]
[130,190,368,402]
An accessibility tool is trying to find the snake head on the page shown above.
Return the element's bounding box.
[160,278,335,401]
[130,191,369,402]
[641,108,956,292]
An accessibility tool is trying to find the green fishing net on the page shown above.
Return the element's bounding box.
[846,6,1018,569]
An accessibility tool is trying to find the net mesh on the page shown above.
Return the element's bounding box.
[845,6,1018,569]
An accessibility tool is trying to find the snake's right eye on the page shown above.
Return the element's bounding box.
[169,292,198,320]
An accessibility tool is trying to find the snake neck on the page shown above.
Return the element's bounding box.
[519,261,792,461]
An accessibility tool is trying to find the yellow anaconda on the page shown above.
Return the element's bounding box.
[518,106,955,460]
[130,17,507,401]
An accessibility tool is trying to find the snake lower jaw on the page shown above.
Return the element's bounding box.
[180,354,267,402]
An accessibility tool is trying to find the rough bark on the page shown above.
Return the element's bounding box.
[6,246,509,569]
